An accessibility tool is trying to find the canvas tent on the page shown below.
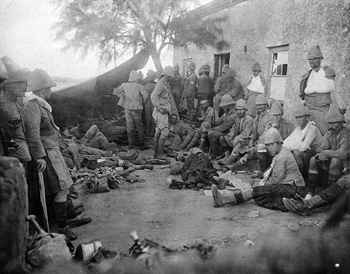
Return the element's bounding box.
[49,47,150,127]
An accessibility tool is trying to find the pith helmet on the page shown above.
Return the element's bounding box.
[145,70,157,82]
[294,104,310,117]
[325,108,345,123]
[255,94,268,105]
[236,99,247,110]
[161,66,175,78]
[173,64,180,72]
[27,69,57,92]
[263,128,283,144]
[198,65,204,75]
[128,70,139,82]
[188,61,196,70]
[269,101,283,115]
[202,64,210,72]
[0,59,8,80]
[252,62,261,71]
[219,94,236,107]
[1,56,30,83]
[222,64,230,73]
[307,45,323,60]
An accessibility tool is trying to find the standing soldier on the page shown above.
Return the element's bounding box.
[299,45,336,135]
[245,62,266,117]
[23,69,91,241]
[184,61,198,121]
[0,56,31,162]
[151,66,175,159]
[116,70,149,150]
[170,64,184,110]
[196,64,214,118]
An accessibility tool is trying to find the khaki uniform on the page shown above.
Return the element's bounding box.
[0,94,31,161]
[118,81,149,147]
[23,95,72,195]
[300,67,335,134]
[151,78,171,136]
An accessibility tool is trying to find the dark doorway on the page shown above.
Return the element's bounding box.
[214,53,230,80]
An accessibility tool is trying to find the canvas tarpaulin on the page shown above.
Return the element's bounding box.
[49,48,150,126]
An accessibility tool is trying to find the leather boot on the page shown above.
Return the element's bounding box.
[153,131,161,158]
[212,185,238,207]
[66,195,92,228]
[54,201,77,241]
[283,195,328,216]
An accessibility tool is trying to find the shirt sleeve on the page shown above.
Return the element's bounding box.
[323,131,350,160]
[22,101,46,160]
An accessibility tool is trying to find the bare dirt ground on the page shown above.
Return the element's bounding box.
[72,149,331,254]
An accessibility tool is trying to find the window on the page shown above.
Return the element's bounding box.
[267,45,289,100]
[271,51,288,76]
[214,53,230,80]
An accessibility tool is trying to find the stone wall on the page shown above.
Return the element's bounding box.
[174,0,350,121]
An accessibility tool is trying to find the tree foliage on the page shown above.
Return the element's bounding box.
[53,0,229,71]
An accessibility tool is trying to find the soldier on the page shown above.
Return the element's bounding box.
[143,70,157,138]
[23,69,91,240]
[283,104,323,180]
[265,101,294,140]
[196,64,214,110]
[179,99,214,151]
[212,128,305,211]
[219,99,253,164]
[225,68,245,104]
[170,64,184,110]
[207,94,237,159]
[151,66,175,159]
[245,62,266,117]
[0,56,31,162]
[184,61,198,121]
[116,70,149,150]
[306,107,350,198]
[299,45,336,135]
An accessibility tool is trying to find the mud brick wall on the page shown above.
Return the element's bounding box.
[174,0,350,122]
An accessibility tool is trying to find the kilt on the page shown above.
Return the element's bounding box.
[253,184,305,211]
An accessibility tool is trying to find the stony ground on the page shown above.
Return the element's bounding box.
[72,149,331,254]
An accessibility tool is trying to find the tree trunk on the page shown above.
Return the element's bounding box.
[150,45,163,73]
[0,157,28,273]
